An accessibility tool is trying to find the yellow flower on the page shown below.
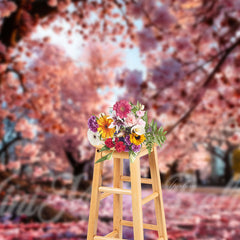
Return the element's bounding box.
[97,115,115,139]
[130,132,146,145]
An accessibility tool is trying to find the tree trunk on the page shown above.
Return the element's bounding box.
[223,152,232,184]
[222,146,237,185]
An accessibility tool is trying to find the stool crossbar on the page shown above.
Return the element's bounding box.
[87,145,168,240]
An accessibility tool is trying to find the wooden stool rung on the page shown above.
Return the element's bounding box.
[100,192,112,200]
[120,175,152,184]
[104,230,118,237]
[99,186,131,195]
[142,192,159,205]
[121,220,158,231]
[94,236,127,240]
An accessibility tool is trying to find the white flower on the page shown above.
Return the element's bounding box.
[131,125,145,135]
[107,110,123,132]
[87,129,103,146]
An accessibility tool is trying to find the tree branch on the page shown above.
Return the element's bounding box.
[167,38,240,135]
[0,133,21,156]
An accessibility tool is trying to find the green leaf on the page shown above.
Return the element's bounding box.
[150,119,154,126]
[95,152,113,164]
[153,122,157,133]
[142,111,148,122]
[155,135,161,146]
[98,145,110,152]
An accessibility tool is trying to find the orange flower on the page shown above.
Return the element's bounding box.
[97,115,115,139]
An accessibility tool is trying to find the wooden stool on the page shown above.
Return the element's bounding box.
[87,145,168,240]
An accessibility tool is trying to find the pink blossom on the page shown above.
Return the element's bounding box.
[15,118,36,140]
[0,64,7,73]
[22,144,39,158]
[0,1,17,18]
[117,69,143,93]
[136,110,145,117]
[152,5,176,28]
[174,37,192,51]
[48,0,58,7]
[127,0,155,19]
[6,161,20,170]
[0,41,6,54]
[150,58,184,89]
[125,112,137,126]
[138,28,158,52]
[0,163,6,171]
[127,2,143,18]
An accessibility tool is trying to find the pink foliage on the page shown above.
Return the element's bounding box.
[48,0,58,7]
[150,58,184,89]
[0,1,17,18]
[138,28,158,52]
[15,119,36,140]
[152,5,176,28]
[1,189,239,239]
[0,41,6,54]
[0,0,239,180]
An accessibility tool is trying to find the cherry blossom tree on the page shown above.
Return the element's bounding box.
[1,2,240,239]
[1,0,240,179]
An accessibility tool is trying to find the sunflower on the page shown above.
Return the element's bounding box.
[97,115,115,139]
[129,132,146,145]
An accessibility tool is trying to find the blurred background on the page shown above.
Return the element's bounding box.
[0,0,240,239]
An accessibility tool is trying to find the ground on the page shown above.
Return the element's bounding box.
[0,184,240,240]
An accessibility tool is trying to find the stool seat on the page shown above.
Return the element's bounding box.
[87,145,168,240]
[94,143,156,159]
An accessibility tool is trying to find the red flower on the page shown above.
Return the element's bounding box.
[115,141,125,152]
[105,138,115,148]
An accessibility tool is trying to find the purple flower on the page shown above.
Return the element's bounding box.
[125,135,131,146]
[125,145,130,152]
[88,115,98,132]
[132,144,141,153]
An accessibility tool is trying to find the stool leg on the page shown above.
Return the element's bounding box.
[149,147,168,240]
[87,150,103,240]
[113,158,123,238]
[130,156,144,240]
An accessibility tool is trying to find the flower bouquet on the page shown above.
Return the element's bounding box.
[87,100,167,163]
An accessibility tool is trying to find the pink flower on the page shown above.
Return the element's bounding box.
[113,100,131,119]
[137,118,146,127]
[125,112,137,126]
[136,110,145,117]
